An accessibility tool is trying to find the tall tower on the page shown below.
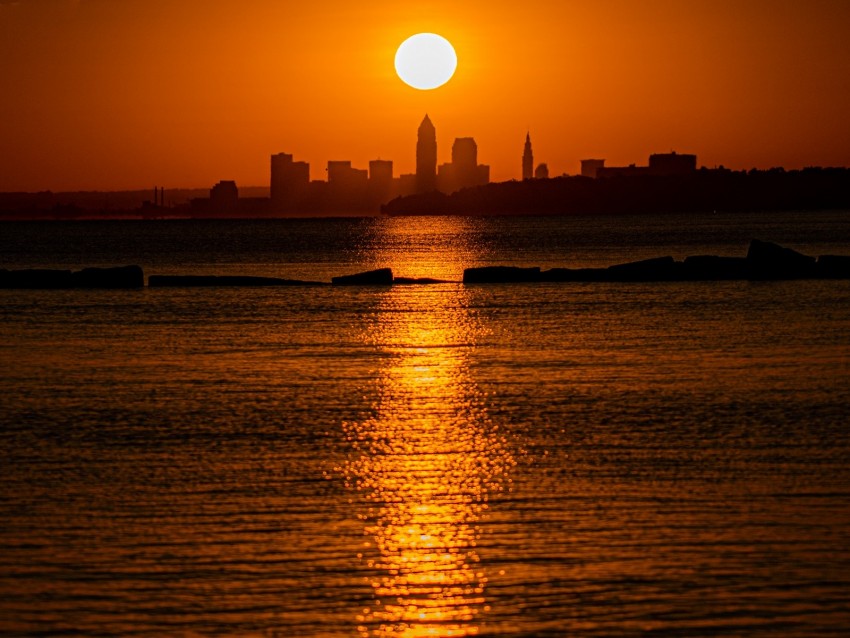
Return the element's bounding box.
[416,114,437,193]
[522,132,534,180]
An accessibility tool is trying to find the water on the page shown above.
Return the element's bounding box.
[4,210,850,281]
[1,213,850,636]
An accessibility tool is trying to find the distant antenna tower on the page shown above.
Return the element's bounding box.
[153,186,165,207]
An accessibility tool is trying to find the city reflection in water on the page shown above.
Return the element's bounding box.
[341,229,514,637]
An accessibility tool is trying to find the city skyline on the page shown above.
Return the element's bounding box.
[3,104,846,219]
[208,116,706,215]
[263,115,495,213]
[2,1,850,191]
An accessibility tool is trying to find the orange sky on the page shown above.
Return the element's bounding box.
[1,0,849,191]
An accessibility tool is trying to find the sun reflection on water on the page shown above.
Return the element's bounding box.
[340,274,514,636]
[353,216,488,282]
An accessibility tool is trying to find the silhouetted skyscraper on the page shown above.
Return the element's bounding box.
[523,133,534,180]
[416,114,437,193]
[368,159,394,205]
[327,160,368,190]
[369,159,393,184]
[450,137,480,190]
[452,137,478,168]
[271,152,309,210]
[437,137,489,193]
[210,180,238,212]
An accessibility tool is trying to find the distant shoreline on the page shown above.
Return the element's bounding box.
[383,168,850,217]
[1,207,848,223]
[3,167,850,221]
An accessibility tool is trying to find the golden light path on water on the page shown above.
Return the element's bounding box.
[340,220,515,637]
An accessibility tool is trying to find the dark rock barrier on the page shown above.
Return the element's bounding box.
[149,275,324,287]
[817,255,850,279]
[540,267,608,282]
[682,256,749,280]
[746,239,817,279]
[464,240,850,284]
[463,266,541,284]
[71,265,144,288]
[4,240,848,290]
[392,277,454,285]
[0,266,143,289]
[606,256,678,281]
[332,268,393,286]
[0,269,73,289]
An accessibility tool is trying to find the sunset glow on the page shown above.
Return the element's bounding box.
[1,1,849,190]
[2,0,849,631]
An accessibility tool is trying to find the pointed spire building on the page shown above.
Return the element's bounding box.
[522,132,534,180]
[416,114,437,193]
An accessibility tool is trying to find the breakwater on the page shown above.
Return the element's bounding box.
[2,240,849,289]
[464,239,850,283]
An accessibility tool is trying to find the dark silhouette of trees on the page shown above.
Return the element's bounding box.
[382,167,850,216]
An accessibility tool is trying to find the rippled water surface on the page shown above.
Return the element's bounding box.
[2,214,850,636]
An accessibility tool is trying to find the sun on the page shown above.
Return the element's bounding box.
[394,33,457,90]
